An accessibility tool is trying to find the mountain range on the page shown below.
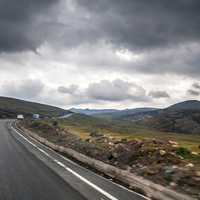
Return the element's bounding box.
[70,107,158,119]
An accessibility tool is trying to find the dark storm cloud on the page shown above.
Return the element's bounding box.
[74,0,200,50]
[2,0,200,53]
[49,0,200,78]
[0,0,59,52]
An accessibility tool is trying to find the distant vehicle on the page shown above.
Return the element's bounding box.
[17,114,24,120]
[33,114,40,119]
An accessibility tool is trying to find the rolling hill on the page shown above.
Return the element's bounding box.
[166,100,200,111]
[0,96,71,118]
[136,100,200,134]
[87,100,200,135]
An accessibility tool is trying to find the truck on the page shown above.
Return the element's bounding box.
[17,114,24,120]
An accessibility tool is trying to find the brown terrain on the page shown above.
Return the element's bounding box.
[21,119,200,199]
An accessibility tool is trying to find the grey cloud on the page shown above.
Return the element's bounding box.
[58,84,79,94]
[49,41,200,79]
[86,79,148,102]
[192,82,200,89]
[1,79,44,99]
[1,0,200,79]
[58,79,149,103]
[0,0,59,53]
[149,90,170,98]
[187,82,200,96]
[87,80,131,101]
[187,89,200,96]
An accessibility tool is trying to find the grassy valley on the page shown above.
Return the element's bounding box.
[51,113,200,154]
[23,114,200,197]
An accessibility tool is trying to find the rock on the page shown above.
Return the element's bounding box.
[172,144,179,148]
[126,166,132,172]
[85,138,93,143]
[112,152,118,158]
[195,171,200,177]
[114,161,118,165]
[144,168,159,175]
[164,166,175,174]
[108,142,114,146]
[170,182,177,187]
[178,155,184,160]
[131,164,137,168]
[168,140,178,145]
[191,151,198,156]
[193,177,200,181]
[136,163,144,168]
[90,131,103,138]
[172,165,178,169]
[159,150,166,156]
[185,163,194,168]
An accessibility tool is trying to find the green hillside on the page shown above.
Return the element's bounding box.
[0,96,70,118]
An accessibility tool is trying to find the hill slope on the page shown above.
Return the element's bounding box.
[0,96,70,118]
[137,100,200,134]
[167,100,200,111]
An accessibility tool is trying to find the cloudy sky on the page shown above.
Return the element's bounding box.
[0,0,200,109]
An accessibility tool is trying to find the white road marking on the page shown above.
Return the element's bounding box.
[11,123,149,200]
[37,147,51,157]
[64,167,118,200]
[11,126,37,148]
[11,124,119,200]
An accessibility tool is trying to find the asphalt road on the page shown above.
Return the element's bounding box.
[0,120,149,200]
[0,120,86,200]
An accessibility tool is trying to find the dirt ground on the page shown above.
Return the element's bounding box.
[23,120,200,199]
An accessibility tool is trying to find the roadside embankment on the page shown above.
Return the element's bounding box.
[15,120,197,200]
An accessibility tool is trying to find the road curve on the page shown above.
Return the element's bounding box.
[0,120,86,200]
[0,119,149,200]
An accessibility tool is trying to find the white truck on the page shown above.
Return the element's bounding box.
[17,114,24,120]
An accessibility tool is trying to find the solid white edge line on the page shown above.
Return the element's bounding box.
[15,127,150,200]
[11,122,150,200]
[11,124,119,200]
[65,167,119,200]
[58,154,151,200]
[11,126,37,148]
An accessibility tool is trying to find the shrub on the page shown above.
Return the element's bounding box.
[176,147,191,158]
[52,120,58,127]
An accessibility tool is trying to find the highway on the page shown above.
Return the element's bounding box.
[0,120,149,200]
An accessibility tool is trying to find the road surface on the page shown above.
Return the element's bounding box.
[0,120,149,200]
[0,120,85,200]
